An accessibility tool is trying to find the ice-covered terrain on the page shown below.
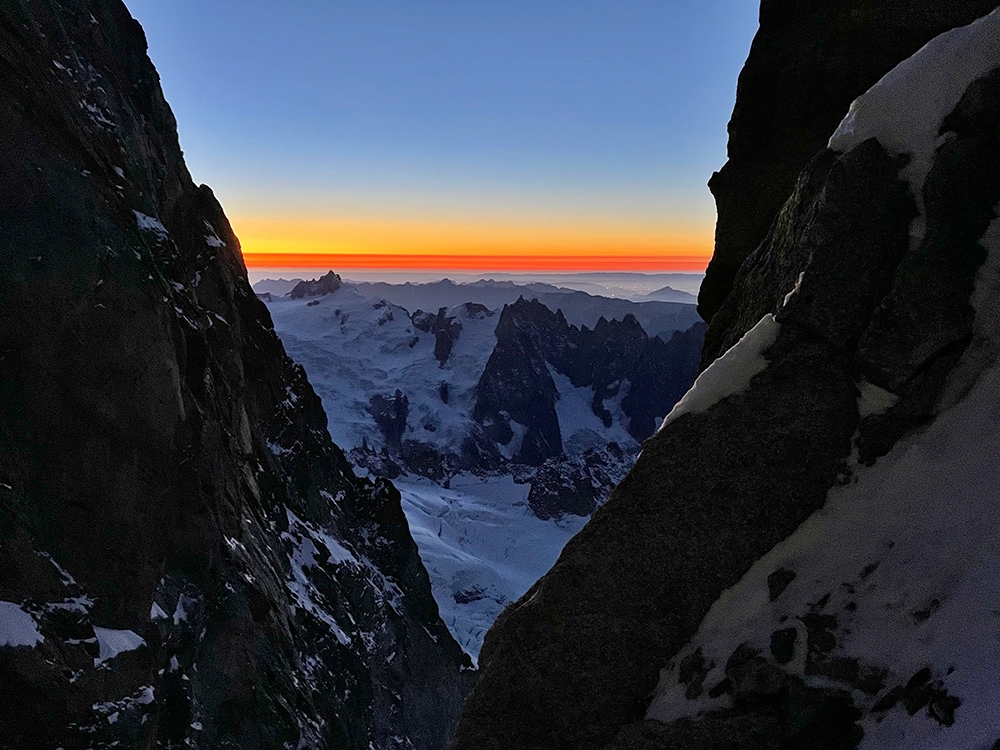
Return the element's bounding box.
[266,286,499,456]
[396,474,587,660]
[265,281,679,657]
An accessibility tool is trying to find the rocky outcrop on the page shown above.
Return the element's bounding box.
[526,443,631,521]
[474,299,705,464]
[454,9,1000,750]
[0,3,472,749]
[289,270,343,299]
[473,299,565,465]
[699,0,998,325]
[620,321,707,440]
[412,306,468,366]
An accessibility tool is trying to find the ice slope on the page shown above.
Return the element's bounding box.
[395,474,586,661]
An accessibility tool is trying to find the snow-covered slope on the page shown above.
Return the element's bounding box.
[649,212,1000,748]
[645,9,1000,748]
[266,286,497,457]
[397,475,587,660]
[265,285,681,658]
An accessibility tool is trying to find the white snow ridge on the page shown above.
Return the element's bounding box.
[658,314,779,432]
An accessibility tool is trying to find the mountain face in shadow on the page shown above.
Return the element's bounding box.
[698,0,999,325]
[0,2,471,748]
[455,7,1000,750]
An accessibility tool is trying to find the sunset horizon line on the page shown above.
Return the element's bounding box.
[241,252,712,274]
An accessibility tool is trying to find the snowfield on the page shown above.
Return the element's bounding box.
[264,281,652,657]
[266,286,497,457]
[395,474,586,660]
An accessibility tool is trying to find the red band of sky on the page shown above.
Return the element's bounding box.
[242,252,711,273]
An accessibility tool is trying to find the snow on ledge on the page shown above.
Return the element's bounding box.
[828,8,1000,241]
[0,601,44,648]
[93,627,146,664]
[133,210,168,237]
[857,379,900,418]
[657,314,780,432]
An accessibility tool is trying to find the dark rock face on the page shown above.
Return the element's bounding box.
[620,321,707,440]
[412,307,465,366]
[473,299,564,465]
[474,298,705,465]
[699,0,998,325]
[370,390,410,454]
[703,139,914,367]
[0,3,472,749]
[453,55,1000,750]
[525,443,631,521]
[289,270,343,299]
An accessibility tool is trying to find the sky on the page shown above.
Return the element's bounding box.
[123,1,760,274]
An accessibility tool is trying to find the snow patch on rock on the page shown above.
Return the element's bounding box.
[133,210,168,237]
[658,314,780,432]
[93,627,145,664]
[0,601,44,648]
[829,7,1000,242]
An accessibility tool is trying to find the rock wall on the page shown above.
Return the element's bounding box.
[698,0,998,328]
[454,6,1000,750]
[0,2,472,748]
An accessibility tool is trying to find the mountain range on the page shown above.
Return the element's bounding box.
[254,274,705,657]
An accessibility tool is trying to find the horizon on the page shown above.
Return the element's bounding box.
[248,268,707,301]
[122,1,760,274]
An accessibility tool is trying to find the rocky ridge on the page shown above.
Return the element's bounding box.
[474,297,706,466]
[0,2,471,749]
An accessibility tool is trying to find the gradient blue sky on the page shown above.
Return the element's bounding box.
[123,1,760,270]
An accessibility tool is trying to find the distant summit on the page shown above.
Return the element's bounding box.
[289,270,343,298]
[642,285,697,303]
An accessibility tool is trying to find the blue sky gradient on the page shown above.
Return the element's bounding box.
[123,1,759,268]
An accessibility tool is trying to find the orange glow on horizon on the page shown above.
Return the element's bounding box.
[242,252,709,272]
[233,215,714,273]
